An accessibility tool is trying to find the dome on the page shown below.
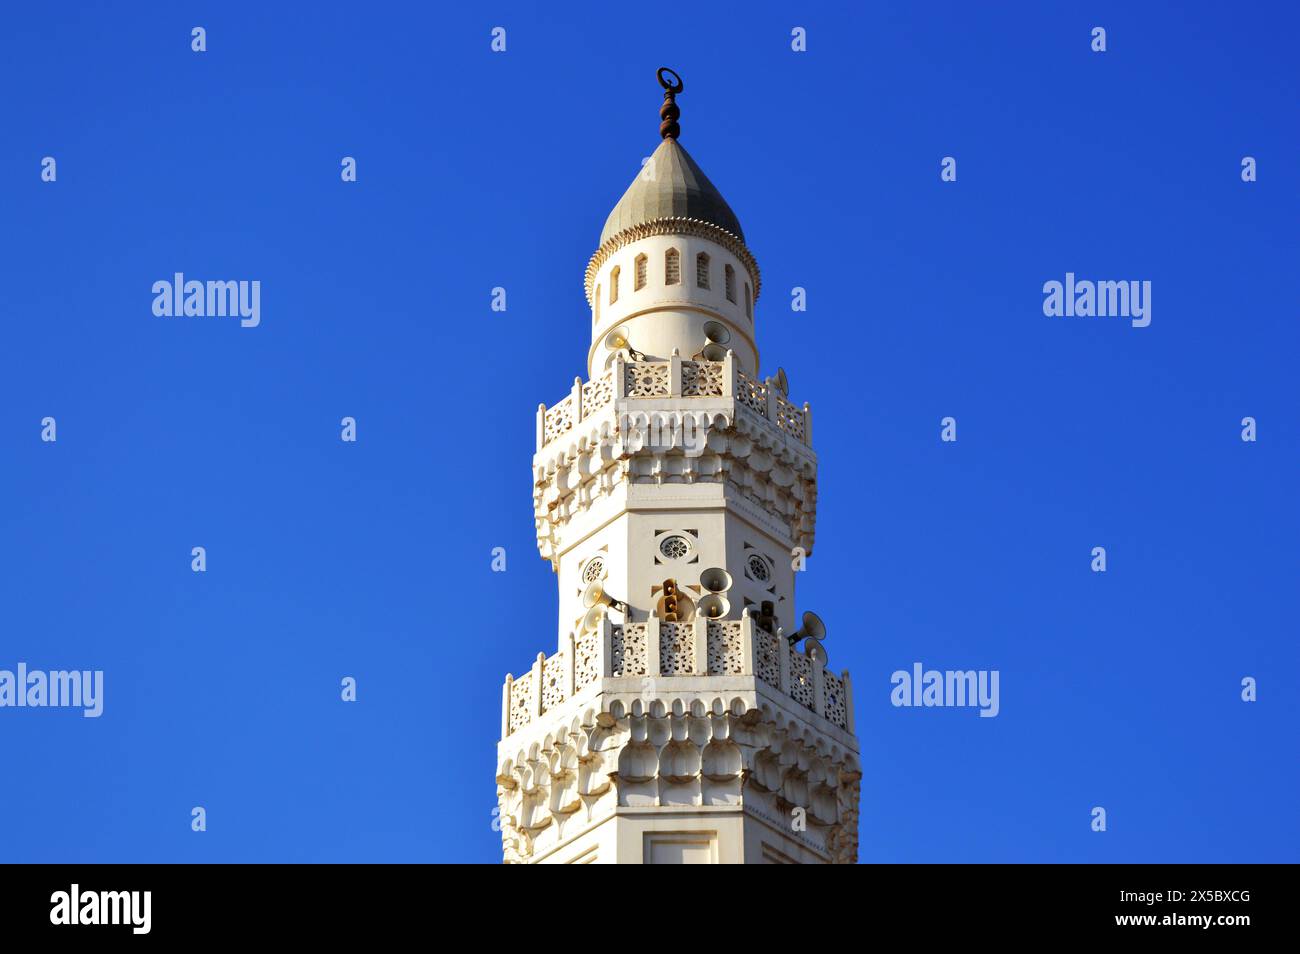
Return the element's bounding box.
[599,137,745,246]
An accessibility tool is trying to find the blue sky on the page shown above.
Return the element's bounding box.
[1,1,1296,863]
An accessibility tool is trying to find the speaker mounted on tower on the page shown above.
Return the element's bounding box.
[787,610,827,647]
[603,328,646,361]
[694,567,733,621]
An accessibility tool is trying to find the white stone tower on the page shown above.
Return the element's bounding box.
[496,69,860,864]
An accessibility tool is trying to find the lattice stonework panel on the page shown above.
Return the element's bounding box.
[681,360,724,396]
[789,651,815,710]
[734,370,767,415]
[822,669,848,729]
[612,624,648,677]
[706,621,744,675]
[581,372,613,419]
[774,395,805,441]
[659,622,694,675]
[755,628,780,688]
[543,396,574,444]
[541,653,566,713]
[509,672,533,734]
[624,362,670,397]
[573,630,599,692]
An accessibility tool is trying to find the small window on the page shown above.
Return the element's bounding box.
[696,253,710,289]
[610,267,619,304]
[582,556,607,584]
[665,248,680,286]
[594,286,601,323]
[725,264,736,303]
[659,536,691,560]
[744,282,752,320]
[635,254,647,291]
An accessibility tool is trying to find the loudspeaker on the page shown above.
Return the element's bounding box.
[788,610,827,645]
[698,593,730,620]
[657,578,681,622]
[803,636,827,665]
[582,580,625,612]
[699,567,733,594]
[703,320,731,345]
[603,328,644,360]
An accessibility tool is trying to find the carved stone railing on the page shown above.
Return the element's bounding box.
[501,613,853,739]
[535,352,812,451]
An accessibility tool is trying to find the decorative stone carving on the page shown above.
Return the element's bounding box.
[706,620,744,675]
[543,396,575,445]
[624,362,672,398]
[531,391,818,563]
[611,623,647,677]
[574,630,599,693]
[754,627,781,689]
[581,372,614,419]
[496,694,859,864]
[789,651,815,711]
[681,360,724,396]
[659,622,694,674]
[503,619,851,739]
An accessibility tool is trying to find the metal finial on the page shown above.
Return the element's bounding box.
[657,67,684,140]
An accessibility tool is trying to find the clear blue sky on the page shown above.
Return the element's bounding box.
[1,1,1296,863]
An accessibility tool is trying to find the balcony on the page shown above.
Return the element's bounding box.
[502,613,853,739]
[536,352,811,451]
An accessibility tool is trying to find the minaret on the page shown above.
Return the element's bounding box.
[496,69,860,864]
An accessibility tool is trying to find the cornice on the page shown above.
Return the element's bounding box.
[495,691,860,864]
[532,400,818,562]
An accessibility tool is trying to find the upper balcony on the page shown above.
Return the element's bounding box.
[536,352,811,453]
[501,612,853,742]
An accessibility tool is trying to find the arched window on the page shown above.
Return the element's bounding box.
[594,285,601,323]
[724,264,736,303]
[609,267,619,304]
[634,253,647,291]
[744,282,752,320]
[665,248,680,285]
[696,253,710,289]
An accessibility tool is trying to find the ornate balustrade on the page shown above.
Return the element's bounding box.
[536,352,812,451]
[502,613,853,738]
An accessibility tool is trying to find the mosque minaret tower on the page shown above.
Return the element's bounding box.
[495,69,860,864]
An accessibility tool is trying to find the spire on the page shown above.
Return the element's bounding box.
[657,67,683,140]
[597,68,745,247]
